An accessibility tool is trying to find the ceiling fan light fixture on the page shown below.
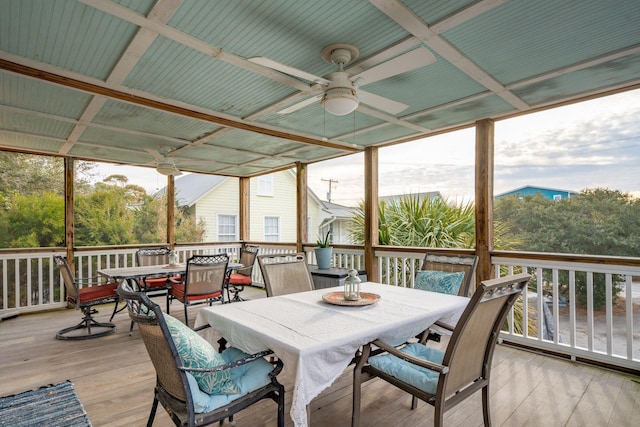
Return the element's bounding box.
[156,162,182,176]
[322,87,359,116]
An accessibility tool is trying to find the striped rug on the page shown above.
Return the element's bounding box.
[0,381,92,426]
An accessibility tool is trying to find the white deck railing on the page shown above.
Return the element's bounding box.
[1,246,638,372]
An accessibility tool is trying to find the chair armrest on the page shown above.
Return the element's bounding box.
[168,276,183,285]
[371,340,449,374]
[433,320,454,331]
[178,349,278,373]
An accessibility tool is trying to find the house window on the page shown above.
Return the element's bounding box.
[264,216,280,242]
[553,194,562,201]
[257,175,274,196]
[217,214,237,241]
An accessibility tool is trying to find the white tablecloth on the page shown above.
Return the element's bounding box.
[195,282,468,426]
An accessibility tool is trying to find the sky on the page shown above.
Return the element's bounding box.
[96,88,640,207]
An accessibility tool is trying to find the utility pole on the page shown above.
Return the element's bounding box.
[321,178,339,202]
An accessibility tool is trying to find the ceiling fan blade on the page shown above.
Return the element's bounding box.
[249,57,330,85]
[277,95,322,114]
[352,47,435,85]
[358,90,408,115]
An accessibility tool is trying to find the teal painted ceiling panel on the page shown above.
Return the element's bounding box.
[0,132,64,153]
[169,0,408,77]
[443,0,640,85]
[0,0,138,80]
[93,100,221,141]
[356,124,420,146]
[207,129,305,157]
[409,96,515,130]
[0,110,74,139]
[514,52,640,106]
[123,36,294,117]
[78,126,173,157]
[0,73,92,119]
[187,143,264,164]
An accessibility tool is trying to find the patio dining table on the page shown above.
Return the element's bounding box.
[98,262,243,287]
[194,282,469,426]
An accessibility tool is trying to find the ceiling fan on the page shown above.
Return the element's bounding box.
[144,147,217,176]
[249,43,435,116]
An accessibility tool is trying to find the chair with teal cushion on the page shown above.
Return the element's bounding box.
[352,273,531,427]
[415,252,478,343]
[117,281,285,427]
[417,252,478,297]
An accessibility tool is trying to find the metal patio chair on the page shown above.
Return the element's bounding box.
[54,255,119,340]
[257,253,314,297]
[117,282,285,427]
[352,273,531,427]
[225,244,259,302]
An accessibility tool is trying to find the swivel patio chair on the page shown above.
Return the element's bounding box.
[168,254,229,327]
[257,253,314,297]
[117,282,285,427]
[225,244,259,302]
[351,273,531,427]
[54,255,119,340]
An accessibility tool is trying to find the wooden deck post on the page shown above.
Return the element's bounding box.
[64,158,74,266]
[239,177,250,241]
[167,175,175,249]
[296,162,308,253]
[475,119,494,283]
[364,147,379,282]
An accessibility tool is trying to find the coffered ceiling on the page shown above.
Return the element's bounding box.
[1,0,639,176]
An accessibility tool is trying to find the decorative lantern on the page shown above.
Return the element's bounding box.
[343,269,361,301]
[169,250,178,266]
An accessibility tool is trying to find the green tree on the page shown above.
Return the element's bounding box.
[0,191,65,247]
[75,182,136,246]
[349,195,476,248]
[494,188,639,309]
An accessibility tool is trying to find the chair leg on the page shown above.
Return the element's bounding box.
[482,384,491,426]
[277,384,285,427]
[184,303,189,327]
[351,371,362,427]
[146,395,159,427]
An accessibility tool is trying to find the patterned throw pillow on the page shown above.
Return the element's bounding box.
[163,314,240,395]
[414,270,465,295]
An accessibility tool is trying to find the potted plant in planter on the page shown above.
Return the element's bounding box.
[314,230,332,270]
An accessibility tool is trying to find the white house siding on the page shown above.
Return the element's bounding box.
[183,171,327,243]
[249,171,326,242]
[193,178,239,241]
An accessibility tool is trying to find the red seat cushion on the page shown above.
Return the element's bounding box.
[170,283,222,302]
[228,273,252,285]
[77,282,118,303]
[143,277,169,288]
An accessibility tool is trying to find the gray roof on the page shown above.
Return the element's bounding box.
[322,201,355,219]
[156,174,227,207]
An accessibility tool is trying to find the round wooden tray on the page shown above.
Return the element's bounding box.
[322,292,381,306]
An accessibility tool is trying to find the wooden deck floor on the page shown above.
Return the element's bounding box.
[1,288,639,426]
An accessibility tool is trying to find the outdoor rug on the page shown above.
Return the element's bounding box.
[0,380,92,426]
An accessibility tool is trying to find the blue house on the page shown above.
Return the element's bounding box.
[495,186,578,201]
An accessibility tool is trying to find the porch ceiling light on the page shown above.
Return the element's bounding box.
[156,162,182,176]
[322,87,359,116]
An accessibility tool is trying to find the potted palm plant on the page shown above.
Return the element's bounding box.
[314,230,333,270]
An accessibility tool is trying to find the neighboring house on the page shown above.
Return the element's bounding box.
[159,171,341,243]
[495,185,578,201]
[319,201,357,245]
